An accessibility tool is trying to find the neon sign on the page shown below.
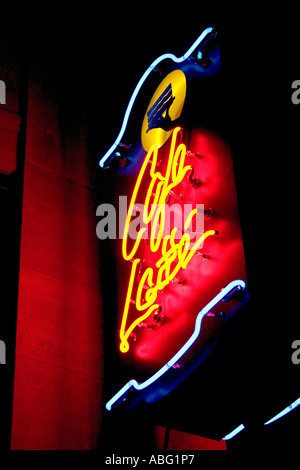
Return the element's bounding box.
[101,28,249,413]
[120,126,217,354]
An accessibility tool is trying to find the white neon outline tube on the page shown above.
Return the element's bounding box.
[264,397,300,425]
[222,424,245,441]
[105,279,246,411]
[222,397,300,441]
[99,28,215,168]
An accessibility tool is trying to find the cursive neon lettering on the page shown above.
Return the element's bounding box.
[119,127,216,353]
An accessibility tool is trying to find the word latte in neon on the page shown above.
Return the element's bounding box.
[120,127,216,353]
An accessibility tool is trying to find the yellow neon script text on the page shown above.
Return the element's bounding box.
[120,127,215,353]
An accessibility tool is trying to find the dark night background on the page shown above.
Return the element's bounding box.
[0,6,299,454]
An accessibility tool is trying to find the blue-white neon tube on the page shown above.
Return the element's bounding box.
[222,397,300,441]
[222,424,245,441]
[264,397,300,425]
[99,28,215,168]
[105,279,246,411]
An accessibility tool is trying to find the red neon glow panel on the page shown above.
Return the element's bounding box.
[116,125,247,374]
